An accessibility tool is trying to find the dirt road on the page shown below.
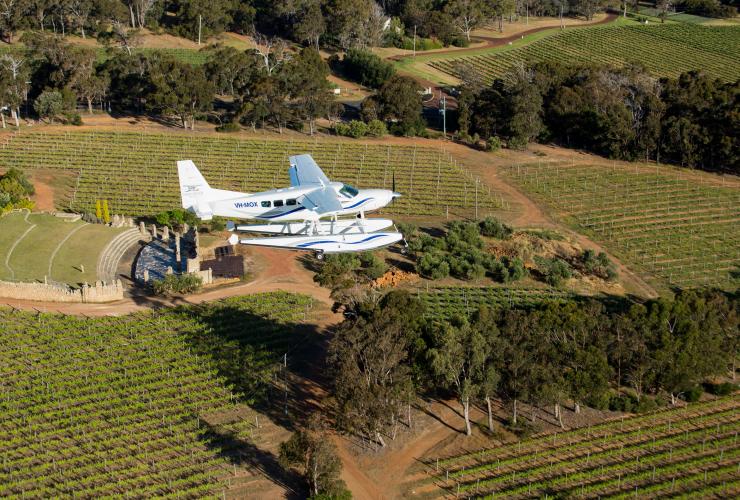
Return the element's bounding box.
[390,14,617,63]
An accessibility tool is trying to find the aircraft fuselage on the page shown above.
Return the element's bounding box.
[208,182,397,221]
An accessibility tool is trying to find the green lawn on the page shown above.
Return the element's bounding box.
[0,212,126,285]
[51,223,129,285]
[7,214,86,283]
[0,212,35,281]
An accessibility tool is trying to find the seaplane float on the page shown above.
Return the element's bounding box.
[177,154,406,258]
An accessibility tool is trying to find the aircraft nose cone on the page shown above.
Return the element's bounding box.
[392,192,402,198]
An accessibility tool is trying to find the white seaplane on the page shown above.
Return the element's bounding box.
[177,154,404,258]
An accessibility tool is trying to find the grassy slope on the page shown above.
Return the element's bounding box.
[0,212,34,280]
[0,212,126,285]
[51,223,129,285]
[6,214,86,282]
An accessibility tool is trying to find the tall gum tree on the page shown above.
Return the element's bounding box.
[428,320,488,436]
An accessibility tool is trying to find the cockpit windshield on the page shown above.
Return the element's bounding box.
[339,184,359,198]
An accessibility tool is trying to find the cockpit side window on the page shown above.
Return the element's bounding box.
[339,184,359,198]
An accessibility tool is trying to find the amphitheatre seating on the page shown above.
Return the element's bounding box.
[97,228,148,283]
[134,237,195,283]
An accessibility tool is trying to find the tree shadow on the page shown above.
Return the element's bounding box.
[174,303,331,432]
[297,253,321,273]
[417,398,465,434]
[200,420,305,499]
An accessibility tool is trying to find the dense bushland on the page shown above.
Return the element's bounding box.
[461,63,739,174]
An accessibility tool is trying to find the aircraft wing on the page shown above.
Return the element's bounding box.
[289,154,331,187]
[301,186,343,215]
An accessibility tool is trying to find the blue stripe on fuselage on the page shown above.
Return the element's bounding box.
[261,206,306,219]
[296,233,388,248]
[342,198,373,209]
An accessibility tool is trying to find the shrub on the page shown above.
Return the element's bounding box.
[479,216,512,239]
[535,256,572,287]
[341,49,395,88]
[334,120,370,138]
[389,118,426,137]
[447,250,487,280]
[610,392,659,413]
[152,274,203,295]
[446,221,483,248]
[580,249,617,281]
[347,120,368,138]
[154,208,199,230]
[209,216,226,231]
[0,167,35,210]
[66,113,83,126]
[451,36,470,48]
[704,382,736,396]
[314,253,361,288]
[503,256,526,281]
[682,385,703,402]
[333,122,350,137]
[399,36,443,51]
[358,252,388,280]
[366,119,387,137]
[33,90,65,123]
[417,251,450,279]
[216,122,241,132]
[635,396,658,413]
[486,136,501,152]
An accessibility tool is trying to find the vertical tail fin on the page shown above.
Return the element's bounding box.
[177,160,213,220]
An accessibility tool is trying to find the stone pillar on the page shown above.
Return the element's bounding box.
[162,225,170,242]
[194,229,200,252]
[182,223,189,235]
[139,221,146,235]
[143,269,149,283]
[150,224,157,239]
[166,266,173,275]
[175,233,181,266]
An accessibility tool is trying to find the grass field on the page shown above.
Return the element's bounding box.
[412,395,740,498]
[502,162,740,291]
[0,211,127,285]
[0,130,503,219]
[429,23,740,84]
[0,292,315,498]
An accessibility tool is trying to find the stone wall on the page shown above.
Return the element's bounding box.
[191,269,213,285]
[0,280,124,303]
